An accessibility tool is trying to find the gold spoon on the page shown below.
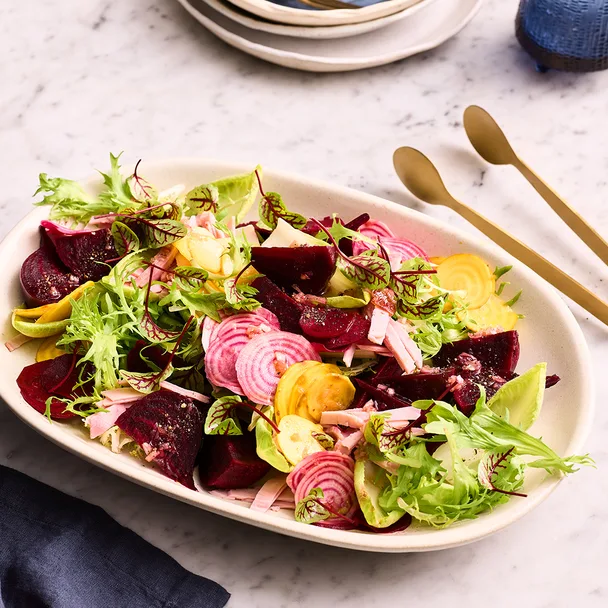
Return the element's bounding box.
[393,146,608,325]
[463,105,608,265]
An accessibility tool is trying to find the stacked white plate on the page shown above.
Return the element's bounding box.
[176,0,483,72]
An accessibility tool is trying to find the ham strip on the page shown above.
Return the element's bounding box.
[86,403,131,439]
[367,308,390,345]
[384,322,415,373]
[250,476,288,512]
[335,430,364,455]
[159,381,209,403]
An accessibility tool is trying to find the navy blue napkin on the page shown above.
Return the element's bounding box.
[0,465,229,608]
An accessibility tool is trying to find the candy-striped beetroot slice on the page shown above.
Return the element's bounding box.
[204,312,280,393]
[359,219,395,239]
[287,451,354,490]
[235,331,320,405]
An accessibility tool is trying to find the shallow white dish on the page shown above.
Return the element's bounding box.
[195,0,438,40]
[0,159,594,552]
[223,0,422,27]
[177,0,483,72]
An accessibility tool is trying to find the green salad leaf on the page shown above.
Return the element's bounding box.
[255,406,292,473]
[111,221,140,257]
[185,184,219,215]
[259,191,306,230]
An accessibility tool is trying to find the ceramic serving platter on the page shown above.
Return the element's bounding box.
[195,0,438,40]
[222,0,423,27]
[0,159,594,552]
[177,0,483,72]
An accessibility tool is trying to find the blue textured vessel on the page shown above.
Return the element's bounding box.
[516,0,608,71]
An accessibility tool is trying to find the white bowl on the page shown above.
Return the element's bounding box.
[177,0,483,72]
[0,159,594,552]
[221,0,425,27]
[194,0,439,40]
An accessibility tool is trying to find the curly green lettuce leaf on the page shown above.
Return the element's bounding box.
[98,152,134,210]
[423,390,593,474]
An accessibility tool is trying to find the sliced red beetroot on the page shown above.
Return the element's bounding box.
[41,221,118,282]
[433,331,520,376]
[16,354,88,419]
[299,306,361,340]
[324,314,371,350]
[115,389,203,489]
[355,379,412,411]
[20,246,81,306]
[235,331,321,405]
[250,245,336,295]
[251,277,303,334]
[380,369,456,403]
[199,433,270,489]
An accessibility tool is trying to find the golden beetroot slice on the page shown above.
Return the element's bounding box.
[41,221,118,282]
[251,245,336,295]
[115,389,203,490]
[20,246,81,306]
[199,434,270,489]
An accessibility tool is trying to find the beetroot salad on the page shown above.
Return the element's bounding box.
[7,155,591,531]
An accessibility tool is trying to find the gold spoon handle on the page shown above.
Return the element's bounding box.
[514,159,608,265]
[449,199,608,324]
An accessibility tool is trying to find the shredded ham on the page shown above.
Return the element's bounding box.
[355,344,393,356]
[100,387,143,403]
[5,333,33,352]
[367,308,390,345]
[384,323,415,373]
[335,429,364,455]
[159,381,210,403]
[135,246,178,287]
[195,212,227,238]
[342,344,356,367]
[250,476,288,512]
[86,403,131,439]
[320,409,369,429]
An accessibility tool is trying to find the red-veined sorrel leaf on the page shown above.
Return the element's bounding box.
[259,192,306,230]
[313,219,389,290]
[120,364,174,394]
[139,312,181,343]
[294,487,330,525]
[397,295,445,320]
[337,254,390,290]
[204,396,244,436]
[124,216,187,248]
[311,432,335,450]
[111,221,140,257]
[172,266,209,291]
[478,448,527,498]
[185,184,219,215]
[127,159,157,203]
[255,170,305,229]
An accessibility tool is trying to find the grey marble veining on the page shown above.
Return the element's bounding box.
[1,0,607,606]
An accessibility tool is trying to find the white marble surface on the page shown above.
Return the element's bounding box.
[1,0,607,605]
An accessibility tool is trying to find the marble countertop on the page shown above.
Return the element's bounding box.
[1,0,607,605]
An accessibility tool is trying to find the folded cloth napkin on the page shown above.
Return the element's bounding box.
[0,465,229,608]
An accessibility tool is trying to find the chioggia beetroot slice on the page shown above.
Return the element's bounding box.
[16,353,86,419]
[41,220,118,281]
[115,389,203,489]
[199,433,270,490]
[20,246,81,306]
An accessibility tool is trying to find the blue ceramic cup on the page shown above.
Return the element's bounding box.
[516,0,608,71]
